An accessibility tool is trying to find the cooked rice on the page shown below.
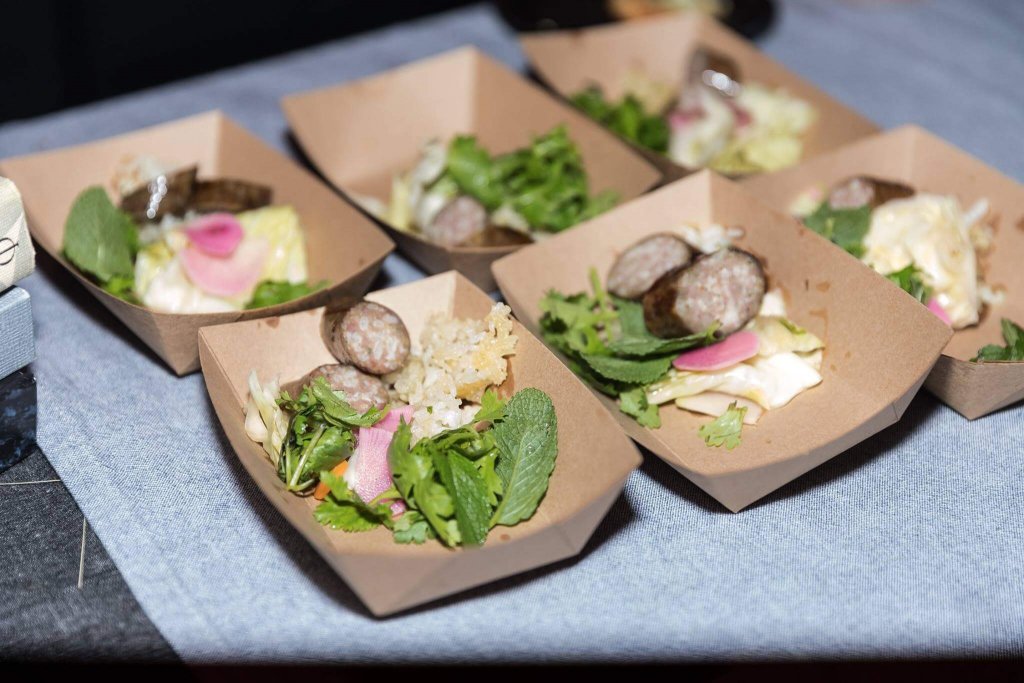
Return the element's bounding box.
[386,303,517,442]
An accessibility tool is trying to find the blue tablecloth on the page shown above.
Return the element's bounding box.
[1,0,1022,663]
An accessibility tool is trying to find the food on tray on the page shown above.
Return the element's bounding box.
[244,300,559,547]
[571,48,816,175]
[539,226,823,448]
[358,125,618,247]
[61,155,323,313]
[793,175,1000,334]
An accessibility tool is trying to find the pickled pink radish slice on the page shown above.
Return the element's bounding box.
[927,298,952,326]
[376,404,415,433]
[183,213,244,256]
[389,499,407,518]
[344,426,397,505]
[180,238,267,298]
[673,330,760,371]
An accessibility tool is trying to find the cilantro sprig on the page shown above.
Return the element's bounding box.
[802,201,871,258]
[698,402,747,450]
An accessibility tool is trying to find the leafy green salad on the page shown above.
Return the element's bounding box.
[248,374,559,548]
[367,125,619,247]
[62,159,323,314]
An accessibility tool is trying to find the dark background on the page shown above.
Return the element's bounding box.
[1,0,773,125]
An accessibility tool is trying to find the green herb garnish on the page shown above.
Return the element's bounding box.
[314,388,559,547]
[884,264,932,303]
[803,201,871,258]
[276,377,386,492]
[698,402,747,450]
[571,86,670,154]
[444,126,618,232]
[972,319,1024,362]
[539,268,713,426]
[245,280,327,309]
[63,187,140,289]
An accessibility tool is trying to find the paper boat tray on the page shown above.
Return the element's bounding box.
[0,111,394,375]
[741,126,1024,419]
[281,46,662,291]
[493,171,951,512]
[198,271,642,616]
[519,12,879,181]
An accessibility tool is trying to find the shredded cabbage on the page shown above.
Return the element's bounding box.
[244,371,289,465]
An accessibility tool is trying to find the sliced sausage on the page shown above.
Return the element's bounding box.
[322,301,410,375]
[643,247,766,338]
[190,178,272,214]
[285,364,389,413]
[827,176,914,210]
[120,166,198,222]
[422,195,487,246]
[458,226,533,248]
[607,233,693,300]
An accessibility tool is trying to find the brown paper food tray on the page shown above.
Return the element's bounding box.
[0,111,394,375]
[280,46,663,291]
[198,270,642,616]
[519,13,879,181]
[741,126,1024,419]
[493,171,952,512]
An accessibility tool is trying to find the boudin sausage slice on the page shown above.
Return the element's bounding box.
[607,233,693,300]
[322,301,411,375]
[827,176,914,210]
[284,364,389,413]
[422,195,487,247]
[643,247,766,338]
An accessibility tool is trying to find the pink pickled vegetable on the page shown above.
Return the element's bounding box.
[180,237,267,297]
[376,404,415,433]
[344,426,396,504]
[669,107,705,130]
[184,213,244,256]
[389,500,407,518]
[927,298,952,326]
[673,330,759,371]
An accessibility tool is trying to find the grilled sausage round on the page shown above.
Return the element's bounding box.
[643,247,765,338]
[286,364,388,413]
[827,176,914,210]
[607,233,693,300]
[322,301,410,375]
[422,195,487,247]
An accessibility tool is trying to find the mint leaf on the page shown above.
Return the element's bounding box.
[698,402,747,450]
[619,387,661,428]
[435,452,491,546]
[491,388,559,527]
[973,318,1024,362]
[246,280,327,310]
[803,201,871,258]
[63,186,139,285]
[308,378,386,428]
[581,352,674,384]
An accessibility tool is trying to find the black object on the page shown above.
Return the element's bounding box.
[0,1,475,124]
[0,368,37,474]
[495,0,775,38]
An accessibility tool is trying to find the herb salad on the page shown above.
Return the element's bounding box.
[245,299,560,547]
[540,225,824,450]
